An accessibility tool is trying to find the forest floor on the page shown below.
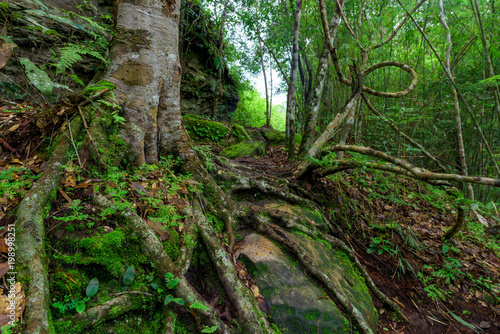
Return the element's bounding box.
[1,103,500,333]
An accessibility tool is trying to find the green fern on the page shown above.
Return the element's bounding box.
[56,43,106,75]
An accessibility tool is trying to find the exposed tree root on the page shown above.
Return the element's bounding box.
[190,202,271,334]
[56,293,152,333]
[15,117,83,334]
[251,210,375,334]
[175,208,198,275]
[92,194,232,334]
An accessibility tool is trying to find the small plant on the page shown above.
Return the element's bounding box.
[366,237,397,256]
[53,199,91,223]
[0,320,18,334]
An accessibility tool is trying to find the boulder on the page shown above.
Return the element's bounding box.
[219,141,266,159]
[239,233,378,333]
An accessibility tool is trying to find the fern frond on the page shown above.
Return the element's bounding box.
[56,43,106,75]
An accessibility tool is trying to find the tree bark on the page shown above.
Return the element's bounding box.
[298,1,343,158]
[257,28,270,127]
[100,0,184,166]
[286,0,302,160]
[438,0,474,200]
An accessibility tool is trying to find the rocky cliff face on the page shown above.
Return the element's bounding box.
[0,0,238,120]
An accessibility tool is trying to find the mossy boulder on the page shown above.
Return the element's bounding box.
[239,234,348,333]
[183,115,230,142]
[232,124,251,142]
[219,141,266,159]
[262,202,329,233]
[239,233,378,334]
[260,128,302,145]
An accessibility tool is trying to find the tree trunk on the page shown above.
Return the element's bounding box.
[438,0,474,201]
[298,1,343,158]
[211,0,230,118]
[286,0,302,160]
[257,30,270,127]
[100,0,185,166]
[470,0,500,128]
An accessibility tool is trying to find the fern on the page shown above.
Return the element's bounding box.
[56,43,106,75]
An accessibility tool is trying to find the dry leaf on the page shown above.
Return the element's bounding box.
[0,39,16,69]
[0,263,9,279]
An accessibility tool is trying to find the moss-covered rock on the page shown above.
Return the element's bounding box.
[239,233,378,334]
[183,115,230,142]
[262,202,329,233]
[219,141,266,159]
[232,124,251,142]
[239,233,348,333]
[260,128,302,145]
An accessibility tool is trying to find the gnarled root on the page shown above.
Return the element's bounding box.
[15,117,83,334]
[92,194,231,333]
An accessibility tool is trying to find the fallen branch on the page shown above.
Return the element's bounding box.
[323,145,500,187]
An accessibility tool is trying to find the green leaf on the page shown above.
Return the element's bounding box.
[366,247,376,254]
[164,272,175,279]
[190,302,210,310]
[173,298,185,305]
[448,311,479,333]
[442,244,449,254]
[75,303,85,314]
[201,326,219,333]
[151,283,159,290]
[18,57,55,96]
[123,266,135,285]
[166,278,180,289]
[0,3,9,10]
[86,278,99,298]
[70,74,85,87]
[164,294,174,305]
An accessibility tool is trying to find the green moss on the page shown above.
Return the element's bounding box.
[77,230,127,277]
[219,141,266,159]
[232,124,251,142]
[183,115,230,142]
[260,128,302,145]
[303,310,320,320]
[162,228,180,261]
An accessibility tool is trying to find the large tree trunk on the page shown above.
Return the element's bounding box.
[101,0,185,166]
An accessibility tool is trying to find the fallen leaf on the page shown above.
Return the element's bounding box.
[0,263,9,279]
[0,39,16,69]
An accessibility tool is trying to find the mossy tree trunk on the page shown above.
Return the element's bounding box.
[100,0,187,166]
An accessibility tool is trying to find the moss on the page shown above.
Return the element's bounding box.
[303,310,320,320]
[232,124,251,142]
[162,228,180,261]
[260,128,302,146]
[182,114,230,142]
[219,141,266,159]
[77,229,127,277]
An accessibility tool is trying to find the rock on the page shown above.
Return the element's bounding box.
[219,141,266,159]
[262,202,329,233]
[479,321,490,328]
[290,233,378,330]
[260,128,302,145]
[240,233,364,334]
